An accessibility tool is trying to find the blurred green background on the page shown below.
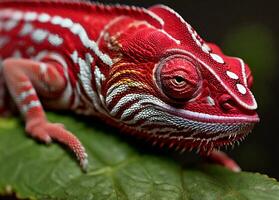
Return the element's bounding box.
[101,0,279,179]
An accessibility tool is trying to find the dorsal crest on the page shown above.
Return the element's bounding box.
[149,4,257,110]
[0,0,164,29]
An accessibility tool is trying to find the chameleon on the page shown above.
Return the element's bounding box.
[0,0,259,172]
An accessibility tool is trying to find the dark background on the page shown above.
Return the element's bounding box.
[101,0,279,179]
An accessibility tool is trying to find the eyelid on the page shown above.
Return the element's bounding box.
[154,55,203,102]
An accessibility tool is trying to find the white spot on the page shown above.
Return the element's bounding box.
[61,18,73,28]
[51,16,63,25]
[236,84,247,94]
[70,51,78,64]
[166,48,258,110]
[71,23,83,35]
[12,11,23,20]
[32,29,48,43]
[24,12,37,21]
[4,20,18,31]
[226,71,239,80]
[207,96,215,106]
[0,37,10,48]
[38,13,51,23]
[201,43,211,53]
[39,63,48,74]
[26,46,35,55]
[20,23,33,36]
[48,34,63,46]
[0,9,13,18]
[12,50,22,58]
[210,53,224,64]
[16,11,113,67]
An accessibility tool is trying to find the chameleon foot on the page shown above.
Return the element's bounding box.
[26,119,88,171]
[205,150,241,172]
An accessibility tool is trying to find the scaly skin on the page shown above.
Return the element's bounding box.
[0,0,259,172]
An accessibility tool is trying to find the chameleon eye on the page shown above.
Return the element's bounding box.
[156,56,201,101]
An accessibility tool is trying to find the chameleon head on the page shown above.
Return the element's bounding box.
[104,5,259,152]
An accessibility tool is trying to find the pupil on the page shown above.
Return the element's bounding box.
[174,76,184,83]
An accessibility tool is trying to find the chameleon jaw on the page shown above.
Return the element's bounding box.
[141,122,255,155]
[135,104,257,153]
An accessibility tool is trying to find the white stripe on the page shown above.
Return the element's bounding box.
[22,100,41,114]
[126,108,159,125]
[142,8,164,27]
[85,53,94,64]
[106,84,129,105]
[70,51,78,64]
[94,66,106,105]
[122,96,165,121]
[114,4,164,27]
[61,18,74,28]
[110,93,143,116]
[237,58,248,87]
[115,90,258,124]
[71,84,81,110]
[120,101,143,120]
[75,56,106,114]
[18,88,36,101]
[158,29,181,45]
[154,5,190,33]
[46,53,73,107]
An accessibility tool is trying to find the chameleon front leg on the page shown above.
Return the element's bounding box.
[2,58,88,171]
[205,150,241,172]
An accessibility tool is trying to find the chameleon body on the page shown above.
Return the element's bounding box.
[0,0,259,171]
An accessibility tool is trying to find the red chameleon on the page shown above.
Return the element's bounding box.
[0,0,259,172]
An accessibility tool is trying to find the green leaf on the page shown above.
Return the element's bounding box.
[0,113,279,200]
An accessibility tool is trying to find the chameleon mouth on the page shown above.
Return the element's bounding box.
[145,104,258,152]
[188,122,255,152]
[143,122,255,154]
[165,105,260,124]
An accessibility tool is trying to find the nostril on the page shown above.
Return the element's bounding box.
[219,94,236,111]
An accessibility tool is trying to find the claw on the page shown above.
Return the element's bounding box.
[26,120,88,172]
[80,154,89,172]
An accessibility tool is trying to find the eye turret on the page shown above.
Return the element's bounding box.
[156,56,202,101]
